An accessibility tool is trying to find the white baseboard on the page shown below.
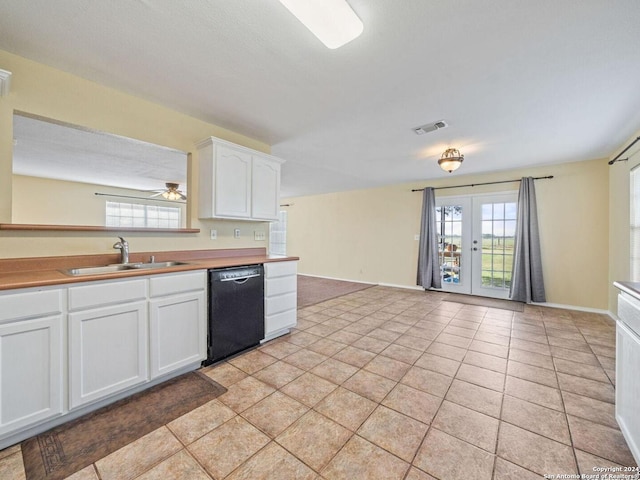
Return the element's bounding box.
[299,273,611,316]
[377,282,423,291]
[530,301,611,316]
[298,273,377,285]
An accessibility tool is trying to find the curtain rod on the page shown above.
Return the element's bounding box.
[411,175,554,192]
[608,136,640,165]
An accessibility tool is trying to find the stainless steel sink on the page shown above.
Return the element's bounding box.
[128,261,190,269]
[65,264,136,276]
[64,261,190,276]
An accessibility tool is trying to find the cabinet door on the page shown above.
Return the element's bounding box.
[69,302,148,409]
[616,320,640,464]
[215,145,252,218]
[252,156,281,220]
[149,291,206,379]
[0,316,64,435]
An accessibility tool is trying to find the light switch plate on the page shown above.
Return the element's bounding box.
[254,231,266,241]
[210,229,217,240]
[414,234,420,241]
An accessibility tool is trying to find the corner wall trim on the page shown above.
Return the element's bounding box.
[0,69,11,97]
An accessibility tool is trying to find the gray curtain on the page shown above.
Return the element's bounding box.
[417,187,442,289]
[510,177,546,302]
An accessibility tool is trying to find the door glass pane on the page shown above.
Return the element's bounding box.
[481,204,492,220]
[481,202,517,289]
[437,205,463,285]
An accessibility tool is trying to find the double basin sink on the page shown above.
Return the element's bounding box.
[65,261,190,276]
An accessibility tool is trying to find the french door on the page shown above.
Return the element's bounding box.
[435,193,518,299]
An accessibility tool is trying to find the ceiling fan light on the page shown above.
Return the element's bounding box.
[160,182,184,201]
[438,148,464,173]
[278,0,363,49]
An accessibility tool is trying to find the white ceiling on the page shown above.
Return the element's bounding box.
[12,113,187,192]
[1,0,640,197]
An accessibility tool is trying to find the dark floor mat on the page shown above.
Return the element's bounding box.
[443,293,525,312]
[21,371,226,480]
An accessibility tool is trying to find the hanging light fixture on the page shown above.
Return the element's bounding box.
[278,0,363,49]
[438,148,464,173]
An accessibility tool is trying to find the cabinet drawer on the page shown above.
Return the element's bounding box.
[619,293,640,336]
[149,271,206,298]
[265,261,297,278]
[265,275,297,297]
[68,279,147,311]
[266,309,297,334]
[265,292,297,316]
[0,289,63,323]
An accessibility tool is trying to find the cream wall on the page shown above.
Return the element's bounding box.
[608,132,640,315]
[286,159,610,310]
[0,50,271,257]
[12,175,188,226]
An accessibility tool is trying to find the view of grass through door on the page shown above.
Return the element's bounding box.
[435,194,517,299]
[480,202,516,289]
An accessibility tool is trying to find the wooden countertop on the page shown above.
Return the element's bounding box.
[0,248,299,291]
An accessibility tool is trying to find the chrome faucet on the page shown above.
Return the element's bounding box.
[113,237,130,264]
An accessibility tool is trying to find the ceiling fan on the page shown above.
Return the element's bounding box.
[149,182,186,201]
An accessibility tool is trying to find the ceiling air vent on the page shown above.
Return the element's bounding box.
[413,120,448,135]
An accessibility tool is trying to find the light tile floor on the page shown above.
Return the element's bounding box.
[1,286,637,479]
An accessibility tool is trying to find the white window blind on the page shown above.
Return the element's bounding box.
[631,167,640,281]
[106,201,181,229]
[269,211,287,255]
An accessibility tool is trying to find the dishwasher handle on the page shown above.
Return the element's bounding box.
[219,273,262,283]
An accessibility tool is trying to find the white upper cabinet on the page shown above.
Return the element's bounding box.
[197,136,285,221]
[252,156,281,220]
[214,145,252,218]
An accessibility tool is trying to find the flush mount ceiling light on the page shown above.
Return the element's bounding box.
[278,0,363,49]
[438,148,464,173]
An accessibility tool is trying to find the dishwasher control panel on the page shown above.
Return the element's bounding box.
[214,265,262,282]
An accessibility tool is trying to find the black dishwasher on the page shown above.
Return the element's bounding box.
[204,264,264,365]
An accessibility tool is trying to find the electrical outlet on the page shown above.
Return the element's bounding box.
[254,231,266,241]
[414,234,420,241]
[210,229,217,240]
[234,228,240,238]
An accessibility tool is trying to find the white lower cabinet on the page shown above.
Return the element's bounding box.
[264,261,298,341]
[616,291,640,465]
[149,271,207,379]
[0,314,64,436]
[0,269,207,448]
[69,301,148,409]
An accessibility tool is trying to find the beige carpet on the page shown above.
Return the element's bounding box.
[297,275,375,308]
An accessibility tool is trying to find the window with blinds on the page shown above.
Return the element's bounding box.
[269,211,287,255]
[105,201,181,229]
